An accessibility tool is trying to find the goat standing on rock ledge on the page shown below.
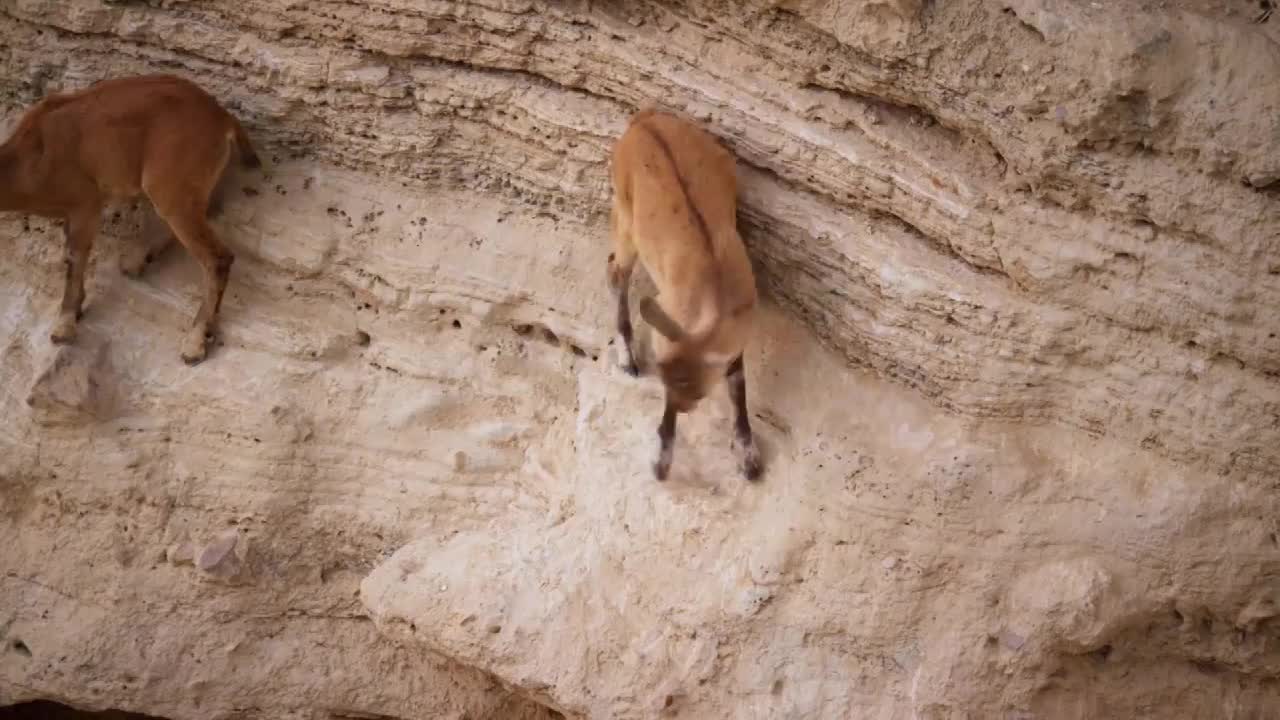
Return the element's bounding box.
[607,108,763,482]
[0,74,261,364]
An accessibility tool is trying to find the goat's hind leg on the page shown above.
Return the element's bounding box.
[51,207,101,345]
[148,174,234,365]
[160,206,234,365]
[144,133,238,365]
[726,354,763,481]
[124,160,235,279]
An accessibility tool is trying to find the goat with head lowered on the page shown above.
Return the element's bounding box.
[606,108,763,482]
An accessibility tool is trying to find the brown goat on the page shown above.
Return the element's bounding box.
[607,108,763,482]
[0,74,261,364]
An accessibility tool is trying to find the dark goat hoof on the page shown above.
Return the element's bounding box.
[738,442,763,482]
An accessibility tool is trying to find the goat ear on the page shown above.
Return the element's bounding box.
[639,297,688,342]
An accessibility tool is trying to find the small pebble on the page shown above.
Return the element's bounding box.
[197,530,240,573]
[1001,631,1027,650]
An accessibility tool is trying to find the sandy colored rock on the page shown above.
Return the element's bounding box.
[195,529,248,583]
[0,1,1277,719]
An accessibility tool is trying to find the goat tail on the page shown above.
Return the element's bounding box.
[229,116,262,170]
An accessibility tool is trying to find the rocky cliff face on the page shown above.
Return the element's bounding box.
[1,1,1278,718]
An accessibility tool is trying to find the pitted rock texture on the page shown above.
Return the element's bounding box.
[1,1,1278,719]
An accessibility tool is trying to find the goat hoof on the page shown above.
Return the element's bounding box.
[652,444,673,481]
[613,340,640,376]
[180,330,210,365]
[737,440,763,482]
[50,316,78,345]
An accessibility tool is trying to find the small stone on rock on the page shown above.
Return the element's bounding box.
[1000,630,1026,650]
[197,530,239,572]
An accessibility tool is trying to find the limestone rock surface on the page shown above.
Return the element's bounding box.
[1,1,1278,719]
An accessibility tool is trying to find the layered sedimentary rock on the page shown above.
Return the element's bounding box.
[1,1,1277,719]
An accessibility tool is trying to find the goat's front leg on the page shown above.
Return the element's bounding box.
[607,205,640,376]
[610,260,640,376]
[51,208,100,345]
[653,396,678,481]
[727,354,763,481]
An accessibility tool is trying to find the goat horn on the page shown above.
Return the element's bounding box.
[638,297,688,342]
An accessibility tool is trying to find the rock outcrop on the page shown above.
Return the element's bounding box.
[1,1,1277,718]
